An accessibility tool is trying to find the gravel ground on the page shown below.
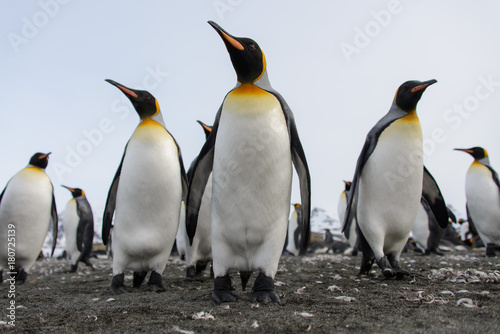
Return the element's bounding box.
[1,250,499,333]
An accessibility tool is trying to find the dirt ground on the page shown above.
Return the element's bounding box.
[1,250,499,333]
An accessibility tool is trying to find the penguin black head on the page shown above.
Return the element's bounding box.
[208,21,266,84]
[61,185,85,198]
[343,180,352,192]
[196,120,213,140]
[29,152,51,169]
[454,147,488,160]
[394,79,437,112]
[105,79,159,119]
[292,203,301,210]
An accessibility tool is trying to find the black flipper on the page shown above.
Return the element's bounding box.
[186,107,222,245]
[50,186,58,257]
[343,106,407,233]
[465,203,478,236]
[422,166,448,228]
[102,146,127,245]
[485,165,500,193]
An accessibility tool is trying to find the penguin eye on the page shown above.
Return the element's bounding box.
[248,44,256,51]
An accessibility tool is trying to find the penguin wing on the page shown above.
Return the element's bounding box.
[172,137,189,201]
[343,107,407,232]
[265,89,312,251]
[447,208,457,224]
[465,203,478,236]
[422,166,449,228]
[185,108,221,245]
[50,186,58,257]
[102,146,127,245]
[0,184,5,205]
[485,165,500,197]
[76,198,94,254]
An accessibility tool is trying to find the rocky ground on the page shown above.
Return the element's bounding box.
[1,250,499,333]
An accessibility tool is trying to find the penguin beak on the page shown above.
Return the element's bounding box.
[454,148,474,154]
[61,185,75,192]
[208,21,244,51]
[343,180,352,187]
[411,79,437,93]
[39,152,51,160]
[105,79,138,98]
[197,120,212,133]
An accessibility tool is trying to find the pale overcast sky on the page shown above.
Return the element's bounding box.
[1,1,499,227]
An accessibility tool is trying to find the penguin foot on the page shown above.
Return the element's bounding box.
[485,243,497,257]
[65,264,78,273]
[210,264,214,279]
[239,271,252,291]
[186,266,198,281]
[15,269,28,284]
[133,271,147,288]
[395,269,412,280]
[212,274,239,304]
[110,273,125,294]
[376,257,395,279]
[84,259,94,270]
[248,272,280,304]
[147,271,165,292]
[196,261,209,276]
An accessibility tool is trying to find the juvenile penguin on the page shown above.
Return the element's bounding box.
[455,147,500,256]
[185,121,214,280]
[285,204,305,256]
[0,153,58,283]
[338,181,358,256]
[343,80,449,278]
[186,21,311,303]
[102,80,188,293]
[61,185,94,272]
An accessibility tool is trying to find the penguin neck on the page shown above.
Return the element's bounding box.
[26,165,44,171]
[476,156,490,166]
[140,112,166,128]
[234,69,272,91]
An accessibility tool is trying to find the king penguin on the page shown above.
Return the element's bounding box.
[343,80,449,279]
[285,204,306,256]
[102,80,188,293]
[61,185,94,272]
[0,153,58,283]
[338,181,358,256]
[410,167,449,255]
[186,21,311,304]
[184,121,214,280]
[455,147,500,256]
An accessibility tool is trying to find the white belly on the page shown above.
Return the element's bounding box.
[113,119,182,273]
[0,167,53,271]
[465,163,500,245]
[62,199,81,264]
[211,85,292,277]
[358,114,423,258]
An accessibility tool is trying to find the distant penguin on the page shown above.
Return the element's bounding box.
[61,185,94,272]
[185,121,214,280]
[455,147,500,256]
[175,202,187,261]
[0,153,58,283]
[285,204,305,256]
[411,168,449,255]
[186,21,311,304]
[338,181,358,256]
[102,80,188,293]
[343,80,449,279]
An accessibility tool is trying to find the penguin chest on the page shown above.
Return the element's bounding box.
[359,113,423,235]
[115,119,182,247]
[212,84,292,245]
[62,199,80,259]
[465,162,500,239]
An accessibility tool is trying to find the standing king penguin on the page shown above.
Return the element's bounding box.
[343,80,449,278]
[61,185,94,272]
[0,153,58,283]
[285,204,306,256]
[184,121,214,280]
[455,147,500,256]
[102,80,187,293]
[186,21,311,304]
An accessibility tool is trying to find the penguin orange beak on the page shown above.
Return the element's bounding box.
[208,21,244,51]
[454,148,474,154]
[39,152,51,160]
[61,185,75,192]
[105,79,138,98]
[197,120,213,133]
[411,79,437,93]
[343,180,352,187]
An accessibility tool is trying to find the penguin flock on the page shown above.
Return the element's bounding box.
[0,21,499,305]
